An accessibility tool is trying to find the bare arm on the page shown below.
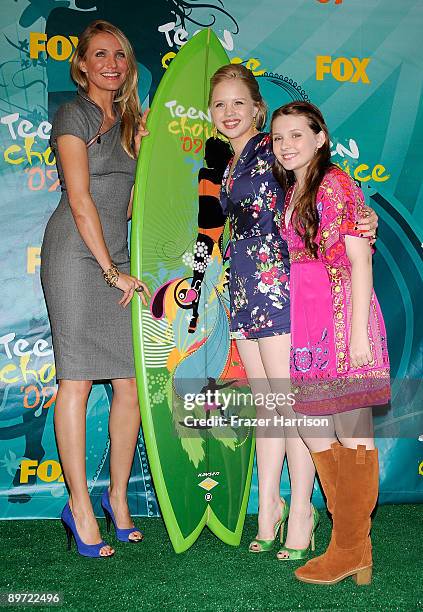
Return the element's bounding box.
[58,134,150,306]
[58,135,113,271]
[345,235,374,368]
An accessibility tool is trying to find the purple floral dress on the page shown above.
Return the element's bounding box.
[220,133,290,339]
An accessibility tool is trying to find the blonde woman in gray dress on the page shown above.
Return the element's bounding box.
[41,20,150,557]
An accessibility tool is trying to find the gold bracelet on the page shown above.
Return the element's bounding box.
[103,262,119,287]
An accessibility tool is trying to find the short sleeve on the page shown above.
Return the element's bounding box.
[50,102,90,147]
[319,169,367,264]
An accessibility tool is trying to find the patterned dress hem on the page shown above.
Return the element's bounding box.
[292,388,390,416]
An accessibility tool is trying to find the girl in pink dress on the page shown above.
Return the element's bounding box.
[271,102,390,586]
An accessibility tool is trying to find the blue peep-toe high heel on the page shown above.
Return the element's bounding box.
[61,503,113,558]
[101,488,143,543]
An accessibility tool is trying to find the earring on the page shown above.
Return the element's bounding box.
[211,124,218,139]
[252,116,257,130]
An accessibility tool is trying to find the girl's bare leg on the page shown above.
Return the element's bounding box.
[258,335,316,556]
[298,407,374,452]
[297,414,337,454]
[236,339,285,543]
[108,377,142,541]
[54,379,114,556]
[334,407,375,449]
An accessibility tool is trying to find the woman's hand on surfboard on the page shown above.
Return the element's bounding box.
[116,272,151,307]
[134,109,150,157]
[134,280,151,306]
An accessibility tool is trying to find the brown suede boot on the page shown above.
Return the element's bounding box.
[312,442,340,515]
[295,444,379,585]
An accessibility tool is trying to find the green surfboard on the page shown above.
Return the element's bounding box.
[131,29,255,553]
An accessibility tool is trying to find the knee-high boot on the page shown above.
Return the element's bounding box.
[311,442,340,516]
[295,444,379,585]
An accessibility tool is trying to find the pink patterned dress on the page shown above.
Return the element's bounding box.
[282,167,390,415]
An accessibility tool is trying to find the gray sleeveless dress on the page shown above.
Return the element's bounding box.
[41,89,137,380]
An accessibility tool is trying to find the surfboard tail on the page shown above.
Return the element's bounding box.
[206,434,256,546]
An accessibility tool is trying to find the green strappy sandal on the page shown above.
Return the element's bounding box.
[249,498,290,553]
[277,504,319,561]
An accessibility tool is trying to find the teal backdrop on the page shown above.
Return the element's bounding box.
[0,0,422,519]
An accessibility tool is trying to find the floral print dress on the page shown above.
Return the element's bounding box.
[220,133,290,339]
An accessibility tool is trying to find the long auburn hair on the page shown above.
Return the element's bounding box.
[271,102,334,257]
[208,63,267,130]
[70,20,141,159]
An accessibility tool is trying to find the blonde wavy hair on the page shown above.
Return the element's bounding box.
[208,63,267,130]
[70,20,141,159]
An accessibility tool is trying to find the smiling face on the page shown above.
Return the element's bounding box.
[272,113,325,183]
[210,79,258,147]
[79,32,128,95]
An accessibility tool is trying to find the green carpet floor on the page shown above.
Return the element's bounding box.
[0,504,422,611]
